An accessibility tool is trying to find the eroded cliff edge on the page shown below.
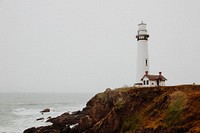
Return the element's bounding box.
[24,85,200,133]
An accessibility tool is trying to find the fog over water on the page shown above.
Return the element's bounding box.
[0,0,200,93]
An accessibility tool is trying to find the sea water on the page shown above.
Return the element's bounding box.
[0,93,94,133]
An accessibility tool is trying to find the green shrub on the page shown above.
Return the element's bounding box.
[165,91,187,127]
[114,98,125,110]
[121,114,141,132]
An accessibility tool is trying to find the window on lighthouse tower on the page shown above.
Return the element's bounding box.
[145,59,148,66]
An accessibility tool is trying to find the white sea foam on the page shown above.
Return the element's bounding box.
[70,123,79,128]
[12,108,41,116]
[0,93,93,133]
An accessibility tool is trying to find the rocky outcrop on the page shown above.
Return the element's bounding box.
[24,85,200,133]
[36,117,44,121]
[40,108,50,114]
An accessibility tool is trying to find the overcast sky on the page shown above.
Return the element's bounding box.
[0,0,200,93]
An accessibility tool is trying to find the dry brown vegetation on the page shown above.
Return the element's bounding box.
[118,85,200,133]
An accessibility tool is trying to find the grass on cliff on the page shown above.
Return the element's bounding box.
[165,91,187,127]
[114,97,125,109]
[94,85,200,133]
[96,86,133,103]
[115,86,134,92]
[121,114,142,133]
[120,86,189,132]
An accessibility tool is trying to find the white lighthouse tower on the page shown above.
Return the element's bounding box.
[136,21,150,83]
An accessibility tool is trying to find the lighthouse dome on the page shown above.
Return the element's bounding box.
[138,21,147,31]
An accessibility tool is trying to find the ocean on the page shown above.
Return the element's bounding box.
[0,92,94,133]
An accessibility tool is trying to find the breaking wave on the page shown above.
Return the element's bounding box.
[0,93,93,133]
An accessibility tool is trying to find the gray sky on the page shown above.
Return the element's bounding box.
[0,0,200,93]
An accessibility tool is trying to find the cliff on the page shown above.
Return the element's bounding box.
[24,85,200,133]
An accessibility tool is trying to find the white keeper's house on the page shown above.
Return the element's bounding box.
[141,71,167,87]
[135,21,167,87]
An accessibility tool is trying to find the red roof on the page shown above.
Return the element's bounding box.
[141,74,167,81]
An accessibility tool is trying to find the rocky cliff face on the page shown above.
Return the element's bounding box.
[24,85,200,133]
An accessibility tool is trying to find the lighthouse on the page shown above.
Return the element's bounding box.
[135,22,167,86]
[136,21,150,83]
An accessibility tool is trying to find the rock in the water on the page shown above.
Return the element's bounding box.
[40,108,50,114]
[47,116,51,119]
[36,117,44,121]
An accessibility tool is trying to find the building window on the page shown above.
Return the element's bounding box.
[143,80,146,85]
[147,80,149,85]
[145,59,148,66]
